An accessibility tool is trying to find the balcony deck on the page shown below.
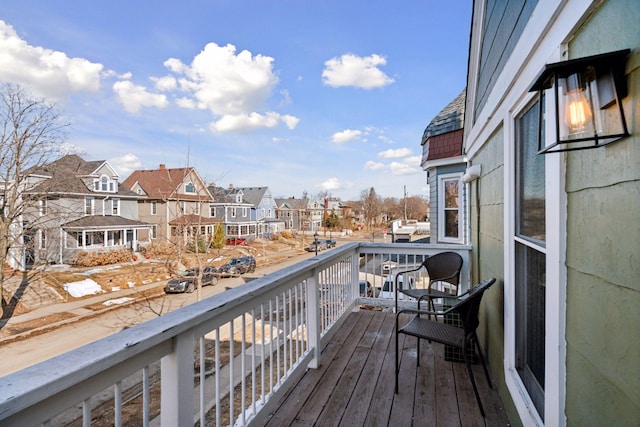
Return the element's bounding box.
[265,309,510,427]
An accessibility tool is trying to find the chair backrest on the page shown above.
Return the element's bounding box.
[452,278,496,335]
[425,251,463,293]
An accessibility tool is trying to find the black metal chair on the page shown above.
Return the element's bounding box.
[394,278,496,417]
[394,251,463,316]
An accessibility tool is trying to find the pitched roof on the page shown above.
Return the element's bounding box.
[25,154,139,197]
[123,167,212,201]
[421,89,466,142]
[169,214,220,225]
[63,215,150,229]
[236,187,268,207]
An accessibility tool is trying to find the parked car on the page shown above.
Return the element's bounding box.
[164,266,218,293]
[226,237,247,246]
[305,241,327,252]
[324,239,337,248]
[359,280,373,297]
[217,256,256,276]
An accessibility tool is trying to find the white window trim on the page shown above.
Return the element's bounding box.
[437,173,464,244]
[504,90,567,427]
[112,198,120,216]
[151,201,157,215]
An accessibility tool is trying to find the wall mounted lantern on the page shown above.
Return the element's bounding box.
[529,49,630,154]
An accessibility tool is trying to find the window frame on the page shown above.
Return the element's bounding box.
[437,173,464,244]
[112,198,120,216]
[84,198,94,216]
[504,91,567,426]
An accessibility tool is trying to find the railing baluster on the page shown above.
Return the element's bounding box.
[82,398,91,427]
[142,366,150,427]
[229,320,235,425]
[199,336,205,426]
[114,381,122,427]
[215,327,221,427]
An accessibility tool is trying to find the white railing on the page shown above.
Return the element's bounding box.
[0,242,470,426]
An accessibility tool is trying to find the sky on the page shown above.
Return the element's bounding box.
[0,1,471,201]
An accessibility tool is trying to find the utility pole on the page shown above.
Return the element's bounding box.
[403,185,407,220]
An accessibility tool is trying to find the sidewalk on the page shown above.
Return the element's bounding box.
[0,276,167,344]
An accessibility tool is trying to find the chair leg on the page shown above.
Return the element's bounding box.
[395,317,400,394]
[474,333,493,389]
[463,339,486,417]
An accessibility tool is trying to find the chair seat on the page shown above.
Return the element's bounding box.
[400,288,453,300]
[399,315,465,348]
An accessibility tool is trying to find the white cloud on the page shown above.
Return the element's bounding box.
[161,42,298,133]
[113,80,169,113]
[281,114,300,129]
[404,155,421,167]
[152,75,177,91]
[389,161,419,175]
[176,96,196,109]
[364,161,387,171]
[209,112,298,133]
[0,20,103,99]
[332,129,363,144]
[316,177,342,191]
[322,53,394,89]
[378,148,413,159]
[109,153,142,176]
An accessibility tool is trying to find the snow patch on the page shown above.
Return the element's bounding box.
[103,297,134,306]
[63,279,104,297]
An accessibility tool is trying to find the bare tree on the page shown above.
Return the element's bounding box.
[0,84,68,312]
[360,187,381,230]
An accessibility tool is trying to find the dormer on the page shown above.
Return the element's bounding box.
[93,174,118,193]
[235,190,244,204]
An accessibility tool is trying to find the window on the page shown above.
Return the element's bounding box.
[112,198,120,215]
[514,97,546,418]
[180,201,186,212]
[151,201,157,215]
[195,203,200,215]
[438,174,463,243]
[94,175,116,193]
[210,206,216,217]
[231,207,236,218]
[39,199,47,216]
[185,182,195,193]
[242,207,248,217]
[85,198,94,215]
[39,229,46,249]
[151,225,157,239]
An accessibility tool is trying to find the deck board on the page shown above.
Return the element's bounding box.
[265,310,510,427]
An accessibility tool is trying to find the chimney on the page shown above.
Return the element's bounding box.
[228,183,234,189]
[159,164,166,170]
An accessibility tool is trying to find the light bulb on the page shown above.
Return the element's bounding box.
[565,89,592,133]
[563,73,593,135]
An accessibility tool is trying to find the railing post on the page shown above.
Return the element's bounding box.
[306,266,321,369]
[161,330,195,426]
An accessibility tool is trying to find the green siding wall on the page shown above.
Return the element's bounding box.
[468,125,522,425]
[564,0,640,424]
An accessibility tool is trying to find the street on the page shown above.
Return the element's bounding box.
[0,248,320,377]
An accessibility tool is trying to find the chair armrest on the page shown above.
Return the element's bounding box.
[396,305,456,318]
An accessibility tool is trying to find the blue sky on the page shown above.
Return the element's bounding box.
[1,1,471,200]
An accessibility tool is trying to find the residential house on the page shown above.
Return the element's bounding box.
[17,154,150,268]
[209,185,284,239]
[462,1,639,425]
[275,197,324,232]
[122,164,217,244]
[420,89,468,244]
[208,185,255,240]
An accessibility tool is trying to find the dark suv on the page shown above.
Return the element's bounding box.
[164,266,218,293]
[217,256,256,277]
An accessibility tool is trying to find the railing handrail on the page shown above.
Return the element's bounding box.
[0,241,472,425]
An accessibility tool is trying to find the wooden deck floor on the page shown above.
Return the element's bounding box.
[264,309,510,426]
